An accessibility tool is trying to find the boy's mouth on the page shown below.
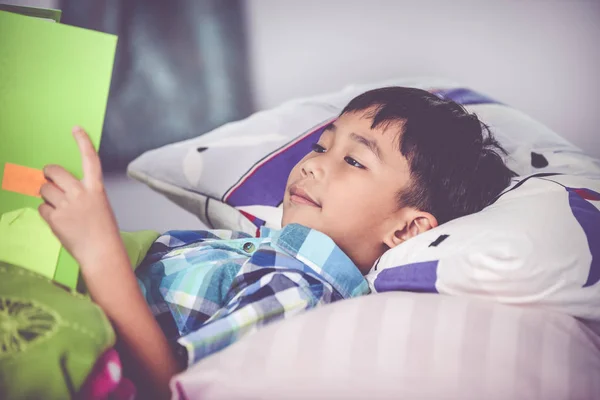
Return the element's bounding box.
[289,185,321,208]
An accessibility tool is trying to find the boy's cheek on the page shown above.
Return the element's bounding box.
[284,168,299,190]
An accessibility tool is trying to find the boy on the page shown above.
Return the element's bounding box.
[39,87,514,397]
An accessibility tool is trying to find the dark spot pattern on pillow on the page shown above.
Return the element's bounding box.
[531,152,549,168]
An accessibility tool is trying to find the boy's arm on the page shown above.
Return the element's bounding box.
[175,249,323,365]
[81,243,181,399]
[39,127,180,398]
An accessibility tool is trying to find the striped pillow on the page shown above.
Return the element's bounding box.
[170,292,600,400]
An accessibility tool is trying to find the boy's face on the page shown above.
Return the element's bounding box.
[282,110,413,273]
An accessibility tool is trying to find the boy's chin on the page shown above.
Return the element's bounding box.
[281,213,319,231]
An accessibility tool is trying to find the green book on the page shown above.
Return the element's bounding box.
[0,3,62,22]
[0,7,117,290]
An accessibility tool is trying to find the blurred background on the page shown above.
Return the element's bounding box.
[4,0,600,231]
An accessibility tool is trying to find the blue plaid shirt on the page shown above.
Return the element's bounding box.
[135,223,369,366]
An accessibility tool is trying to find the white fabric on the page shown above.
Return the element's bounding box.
[171,292,600,400]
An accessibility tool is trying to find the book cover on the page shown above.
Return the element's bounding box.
[0,8,117,289]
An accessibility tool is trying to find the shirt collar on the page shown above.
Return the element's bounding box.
[264,223,369,298]
[258,226,273,238]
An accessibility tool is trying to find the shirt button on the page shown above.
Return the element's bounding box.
[243,242,256,253]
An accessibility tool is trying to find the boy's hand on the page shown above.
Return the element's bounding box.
[39,126,122,267]
[39,127,178,396]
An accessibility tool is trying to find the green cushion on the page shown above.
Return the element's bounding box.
[120,230,161,270]
[0,262,115,399]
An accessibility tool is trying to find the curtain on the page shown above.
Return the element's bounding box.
[60,0,254,171]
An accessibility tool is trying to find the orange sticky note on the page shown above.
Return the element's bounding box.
[1,163,47,197]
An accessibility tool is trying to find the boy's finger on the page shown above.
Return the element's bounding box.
[38,202,53,222]
[43,164,82,194]
[39,182,65,208]
[72,126,103,189]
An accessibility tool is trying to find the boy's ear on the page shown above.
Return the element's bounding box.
[382,209,438,249]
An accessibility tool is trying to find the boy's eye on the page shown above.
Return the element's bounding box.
[344,156,365,169]
[311,143,326,153]
[311,144,365,169]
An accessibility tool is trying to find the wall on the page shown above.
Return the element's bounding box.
[244,0,600,157]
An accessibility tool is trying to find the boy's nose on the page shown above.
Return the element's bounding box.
[301,165,314,178]
[301,158,324,180]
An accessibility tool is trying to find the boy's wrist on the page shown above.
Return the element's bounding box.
[78,235,130,279]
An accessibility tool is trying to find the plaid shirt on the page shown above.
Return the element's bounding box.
[135,223,369,366]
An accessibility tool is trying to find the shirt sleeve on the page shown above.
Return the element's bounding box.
[139,229,253,267]
[176,247,329,366]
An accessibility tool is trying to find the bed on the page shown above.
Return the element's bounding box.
[2,78,599,399]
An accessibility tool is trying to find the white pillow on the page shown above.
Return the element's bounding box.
[367,173,600,322]
[170,292,600,400]
[127,77,599,234]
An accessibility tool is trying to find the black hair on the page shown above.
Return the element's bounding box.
[341,86,515,224]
